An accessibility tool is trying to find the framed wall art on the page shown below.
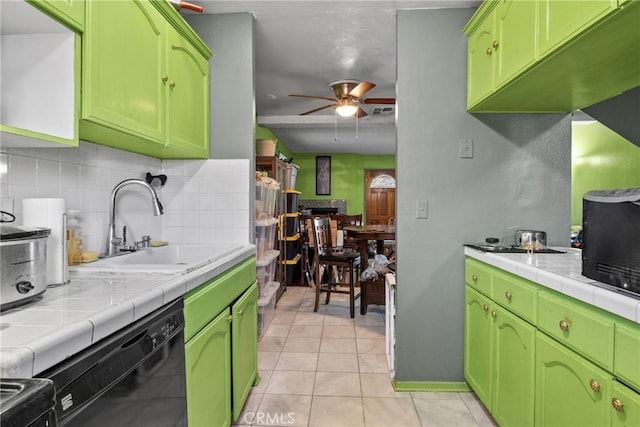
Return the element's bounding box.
[316,156,331,195]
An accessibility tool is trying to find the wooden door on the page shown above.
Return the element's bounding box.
[365,169,395,225]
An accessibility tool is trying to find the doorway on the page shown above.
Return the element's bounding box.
[365,169,396,225]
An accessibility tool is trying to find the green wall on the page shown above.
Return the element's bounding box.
[293,153,395,216]
[572,122,640,225]
[255,124,293,160]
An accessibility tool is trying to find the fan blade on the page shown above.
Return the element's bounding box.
[361,98,396,104]
[349,81,376,98]
[355,107,368,118]
[300,104,336,115]
[289,94,338,102]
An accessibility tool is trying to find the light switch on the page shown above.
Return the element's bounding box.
[416,200,428,219]
[459,138,473,158]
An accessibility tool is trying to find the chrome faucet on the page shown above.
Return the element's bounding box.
[105,179,164,257]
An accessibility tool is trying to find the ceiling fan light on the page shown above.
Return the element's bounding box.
[335,102,358,117]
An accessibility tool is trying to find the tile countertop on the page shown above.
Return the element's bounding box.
[0,244,255,379]
[464,246,640,324]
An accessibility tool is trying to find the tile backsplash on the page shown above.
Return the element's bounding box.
[0,142,250,254]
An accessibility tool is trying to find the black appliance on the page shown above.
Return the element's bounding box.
[464,244,565,254]
[310,207,338,215]
[0,378,57,426]
[582,188,640,297]
[38,299,187,426]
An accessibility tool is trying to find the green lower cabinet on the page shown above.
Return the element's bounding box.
[612,381,640,427]
[535,332,612,427]
[464,286,493,407]
[231,283,258,421]
[464,286,536,426]
[184,258,258,427]
[185,308,232,427]
[492,306,536,427]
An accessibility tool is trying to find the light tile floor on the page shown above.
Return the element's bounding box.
[236,286,497,427]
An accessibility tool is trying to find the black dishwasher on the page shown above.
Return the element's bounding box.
[38,299,187,426]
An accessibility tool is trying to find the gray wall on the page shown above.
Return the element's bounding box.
[187,13,256,240]
[395,9,571,382]
[187,13,256,161]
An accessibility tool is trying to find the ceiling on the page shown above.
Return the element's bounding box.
[190,1,481,154]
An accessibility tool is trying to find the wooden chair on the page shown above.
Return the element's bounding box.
[310,216,361,318]
[331,214,363,251]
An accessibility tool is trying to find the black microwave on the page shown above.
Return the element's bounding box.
[582,188,640,297]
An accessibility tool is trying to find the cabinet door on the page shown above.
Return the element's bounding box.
[231,283,258,421]
[464,286,493,409]
[535,333,612,427]
[28,0,85,32]
[612,381,640,427]
[538,0,617,57]
[185,308,232,427]
[614,319,640,392]
[466,11,496,107]
[492,306,536,427]
[83,0,165,144]
[166,27,209,158]
[494,0,537,87]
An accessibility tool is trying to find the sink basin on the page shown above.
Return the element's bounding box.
[73,244,243,273]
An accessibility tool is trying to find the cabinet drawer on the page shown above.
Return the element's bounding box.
[492,270,538,323]
[615,319,640,393]
[465,258,493,296]
[184,257,256,341]
[537,290,615,371]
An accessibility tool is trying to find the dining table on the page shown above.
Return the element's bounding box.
[343,224,396,314]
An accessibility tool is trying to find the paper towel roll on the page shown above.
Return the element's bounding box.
[23,198,68,286]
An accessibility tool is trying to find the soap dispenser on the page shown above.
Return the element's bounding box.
[66,210,83,266]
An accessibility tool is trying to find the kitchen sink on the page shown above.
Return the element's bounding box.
[73,244,244,273]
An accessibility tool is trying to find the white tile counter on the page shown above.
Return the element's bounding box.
[0,244,255,378]
[464,246,640,324]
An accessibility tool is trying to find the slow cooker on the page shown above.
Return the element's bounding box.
[1,224,51,311]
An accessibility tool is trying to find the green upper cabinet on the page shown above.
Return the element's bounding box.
[80,0,211,159]
[0,0,80,148]
[494,0,537,87]
[82,0,165,146]
[27,0,85,32]
[466,6,496,107]
[465,0,538,108]
[165,26,210,158]
[537,0,617,57]
[465,0,640,112]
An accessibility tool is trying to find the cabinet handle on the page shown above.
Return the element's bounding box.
[491,310,497,318]
[170,81,176,89]
[505,291,512,300]
[472,274,478,282]
[486,47,492,56]
[162,74,168,83]
[611,398,624,411]
[482,304,489,312]
[227,315,233,322]
[492,40,499,49]
[559,320,569,331]
[589,379,600,392]
[238,309,244,316]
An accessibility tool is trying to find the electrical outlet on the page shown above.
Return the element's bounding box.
[459,138,473,158]
[416,200,428,219]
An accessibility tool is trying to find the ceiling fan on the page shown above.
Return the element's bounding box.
[289,79,395,118]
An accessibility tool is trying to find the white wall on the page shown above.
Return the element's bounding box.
[395,9,571,382]
[0,143,250,254]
